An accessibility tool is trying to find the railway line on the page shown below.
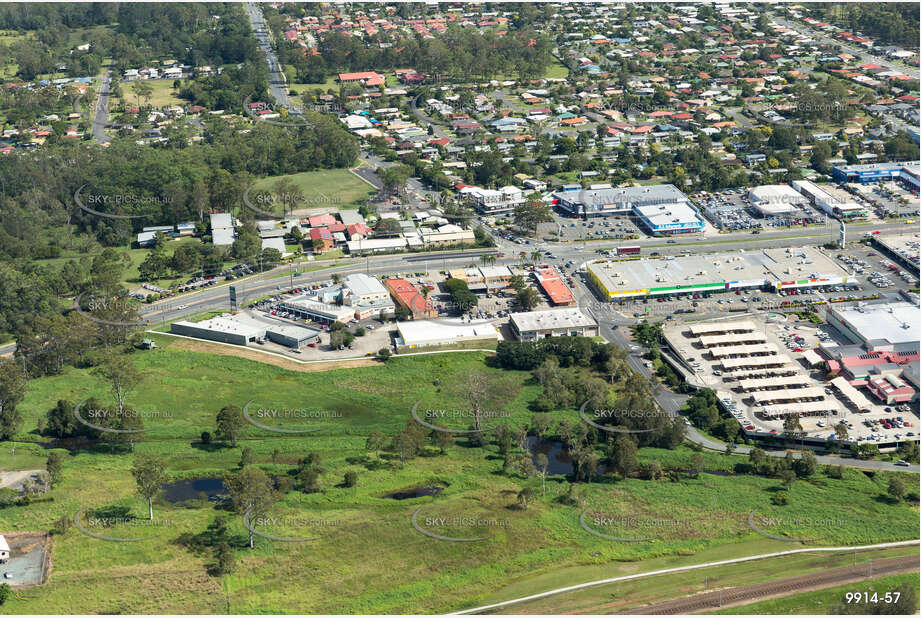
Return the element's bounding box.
[619,555,919,614]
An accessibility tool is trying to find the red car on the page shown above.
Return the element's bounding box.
[496,253,505,258]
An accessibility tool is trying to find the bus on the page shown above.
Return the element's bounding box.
[616,246,641,256]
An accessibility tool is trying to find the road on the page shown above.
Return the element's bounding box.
[773,16,920,81]
[90,70,112,143]
[451,540,920,615]
[245,2,300,113]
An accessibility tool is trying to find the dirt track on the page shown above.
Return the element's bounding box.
[165,338,381,372]
[615,555,919,614]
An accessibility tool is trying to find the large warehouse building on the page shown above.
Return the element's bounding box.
[747,185,807,216]
[395,319,499,350]
[552,184,705,234]
[832,161,920,193]
[509,308,598,341]
[171,314,320,348]
[587,247,852,300]
[826,302,920,350]
[792,180,867,219]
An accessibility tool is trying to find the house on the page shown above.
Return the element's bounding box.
[308,227,334,252]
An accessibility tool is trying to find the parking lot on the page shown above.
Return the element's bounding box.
[852,181,920,218]
[695,188,827,231]
[663,314,920,451]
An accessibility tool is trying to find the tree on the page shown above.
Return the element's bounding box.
[365,430,387,460]
[462,369,501,433]
[239,447,254,468]
[793,451,817,478]
[530,413,553,439]
[780,468,796,488]
[513,194,552,236]
[834,421,848,441]
[609,435,638,478]
[535,452,549,495]
[0,583,10,606]
[46,452,64,487]
[887,476,906,502]
[647,460,662,481]
[91,354,142,417]
[0,358,27,440]
[224,467,276,549]
[782,413,804,442]
[516,287,540,311]
[690,453,705,477]
[517,486,535,510]
[433,429,453,454]
[212,542,235,576]
[343,470,358,487]
[216,404,246,447]
[131,453,167,521]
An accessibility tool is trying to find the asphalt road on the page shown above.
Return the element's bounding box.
[246,3,299,113]
[90,70,112,143]
[773,16,920,81]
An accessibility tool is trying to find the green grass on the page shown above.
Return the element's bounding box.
[0,346,917,613]
[715,571,919,614]
[126,79,186,108]
[251,169,376,211]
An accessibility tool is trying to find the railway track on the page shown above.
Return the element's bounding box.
[621,556,919,614]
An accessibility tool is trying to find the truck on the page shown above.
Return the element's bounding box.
[616,246,641,256]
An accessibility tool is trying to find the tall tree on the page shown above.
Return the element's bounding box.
[224,467,276,549]
[0,358,26,440]
[131,453,166,520]
[216,404,246,447]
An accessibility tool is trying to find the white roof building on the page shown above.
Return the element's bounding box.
[747,185,806,216]
[395,318,499,349]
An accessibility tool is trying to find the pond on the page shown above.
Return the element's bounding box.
[382,486,443,500]
[527,436,608,477]
[160,477,229,503]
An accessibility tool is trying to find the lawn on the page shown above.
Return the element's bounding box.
[251,169,376,211]
[126,79,187,108]
[0,345,917,614]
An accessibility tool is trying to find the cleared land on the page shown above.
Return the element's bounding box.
[251,168,377,211]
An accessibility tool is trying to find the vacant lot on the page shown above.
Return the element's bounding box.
[251,168,376,212]
[0,343,916,614]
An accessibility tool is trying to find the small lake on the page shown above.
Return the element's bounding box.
[383,486,443,500]
[527,437,608,477]
[160,477,229,503]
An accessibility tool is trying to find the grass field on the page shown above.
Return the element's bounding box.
[715,571,919,614]
[251,169,376,211]
[0,344,917,613]
[126,79,187,109]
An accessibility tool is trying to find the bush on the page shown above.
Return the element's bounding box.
[200,431,212,444]
[771,491,789,505]
[354,327,366,337]
[344,470,358,487]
